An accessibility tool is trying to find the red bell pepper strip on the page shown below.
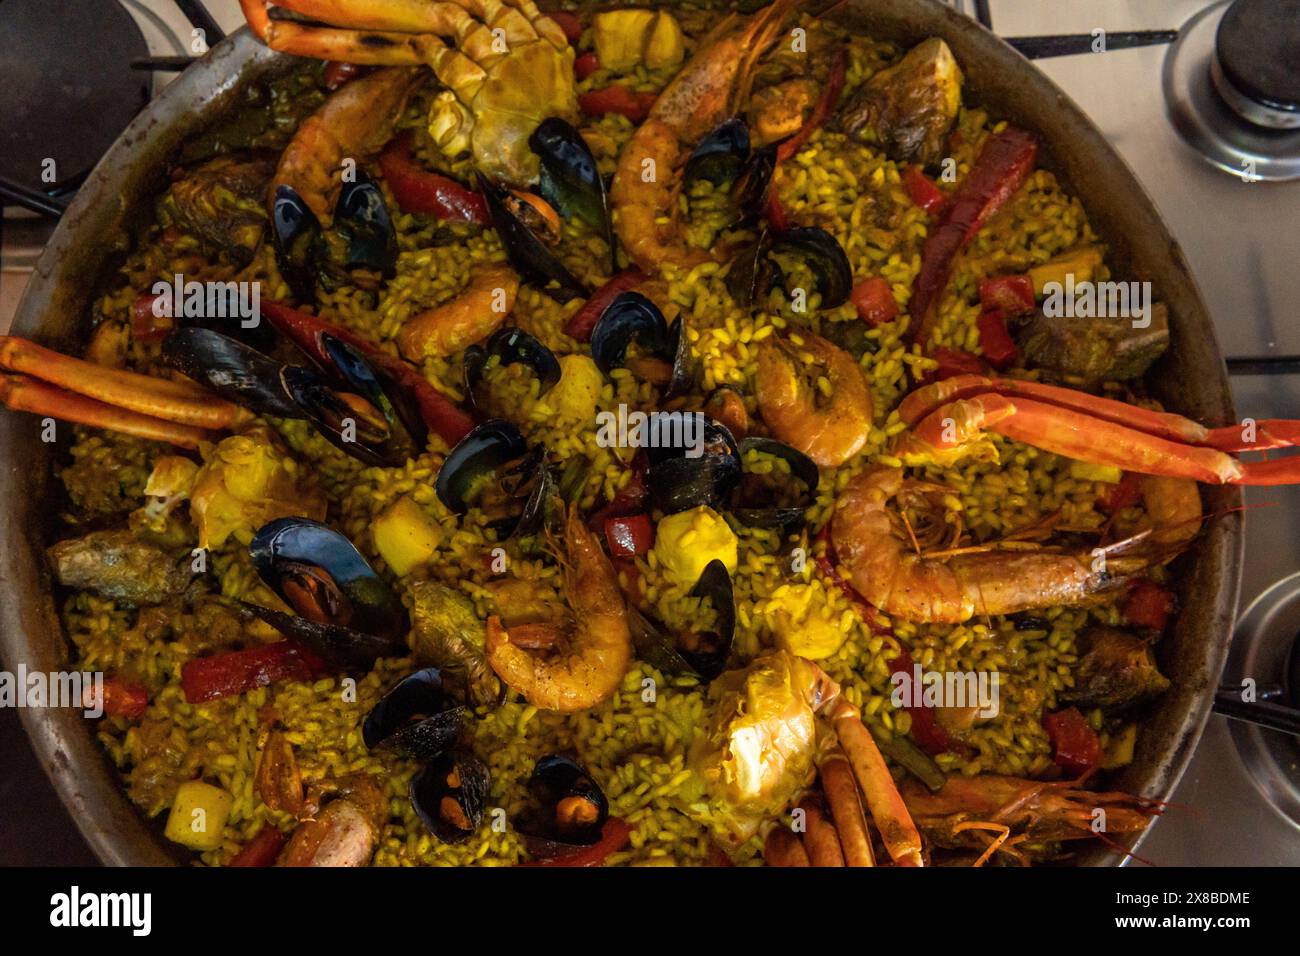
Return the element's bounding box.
[1123,580,1175,632]
[776,50,849,163]
[850,277,899,327]
[227,826,287,867]
[978,274,1036,315]
[546,9,583,44]
[976,309,1019,370]
[908,127,1039,346]
[1097,471,1143,514]
[84,676,149,720]
[260,300,476,446]
[604,513,653,557]
[377,133,489,224]
[928,347,990,382]
[518,817,631,867]
[902,165,946,216]
[181,642,327,704]
[322,61,370,90]
[131,293,173,343]
[887,649,967,756]
[1042,707,1102,776]
[563,267,647,341]
[578,86,658,122]
[574,51,600,81]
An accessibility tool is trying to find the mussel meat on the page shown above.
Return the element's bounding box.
[520,753,610,856]
[246,517,409,668]
[410,750,490,844]
[480,177,589,304]
[529,118,616,272]
[589,291,694,397]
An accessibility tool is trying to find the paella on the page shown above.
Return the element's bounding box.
[4,0,1294,868]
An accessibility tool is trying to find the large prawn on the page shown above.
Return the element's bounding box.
[610,0,802,272]
[484,507,632,712]
[830,465,1200,624]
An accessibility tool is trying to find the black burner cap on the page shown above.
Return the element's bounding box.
[1216,0,1300,115]
[0,0,151,193]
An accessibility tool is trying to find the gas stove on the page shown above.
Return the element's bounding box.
[1,0,1298,866]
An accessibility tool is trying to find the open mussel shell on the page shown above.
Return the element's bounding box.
[732,144,778,228]
[332,172,398,278]
[480,176,589,304]
[529,118,616,272]
[683,118,750,190]
[271,176,398,301]
[730,436,819,532]
[521,753,610,855]
[363,667,467,761]
[630,559,735,681]
[434,419,528,514]
[161,327,303,420]
[247,517,409,668]
[434,419,555,538]
[590,291,694,394]
[411,750,490,844]
[645,416,742,515]
[727,226,852,310]
[291,333,427,467]
[271,184,320,303]
[463,326,561,417]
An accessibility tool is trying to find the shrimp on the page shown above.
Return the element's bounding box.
[609,0,802,272]
[277,773,388,867]
[755,332,873,468]
[273,67,418,220]
[830,465,1199,624]
[901,775,1161,866]
[484,507,632,712]
[397,264,521,360]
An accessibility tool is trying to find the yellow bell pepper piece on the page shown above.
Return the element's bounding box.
[372,496,444,577]
[164,780,233,850]
[1029,246,1104,297]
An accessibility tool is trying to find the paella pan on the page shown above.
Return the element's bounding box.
[0,0,1276,867]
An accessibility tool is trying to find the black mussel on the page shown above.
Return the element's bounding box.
[271,185,321,303]
[480,176,589,304]
[286,334,426,467]
[435,419,555,538]
[434,419,528,514]
[464,326,561,417]
[684,118,751,190]
[161,327,304,420]
[731,436,819,532]
[271,175,397,302]
[590,291,668,375]
[331,173,398,278]
[363,668,467,760]
[630,559,735,681]
[521,753,610,855]
[727,226,852,310]
[530,118,616,272]
[589,291,694,394]
[246,517,409,668]
[645,416,742,515]
[410,749,490,843]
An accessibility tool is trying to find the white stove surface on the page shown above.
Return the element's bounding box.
[1,0,1297,865]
